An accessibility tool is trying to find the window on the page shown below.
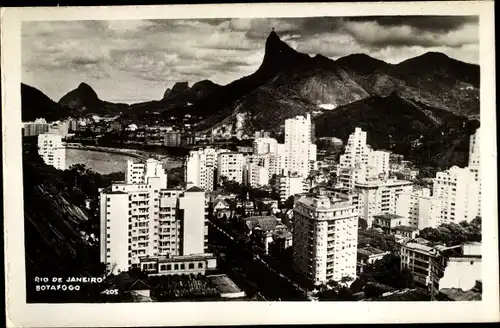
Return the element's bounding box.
[198,263,204,269]
[160,265,166,271]
[189,263,195,269]
[180,264,185,270]
[174,264,179,270]
[167,264,172,270]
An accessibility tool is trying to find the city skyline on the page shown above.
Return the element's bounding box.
[22,16,479,103]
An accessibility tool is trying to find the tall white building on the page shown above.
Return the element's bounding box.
[293,189,358,286]
[278,174,307,203]
[37,133,66,170]
[337,128,391,189]
[396,188,442,229]
[355,179,413,227]
[217,152,245,184]
[100,158,213,275]
[282,113,316,178]
[186,148,225,191]
[469,128,481,216]
[433,166,480,224]
[368,150,390,178]
[244,162,269,188]
[126,158,167,187]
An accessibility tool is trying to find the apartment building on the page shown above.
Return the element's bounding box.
[432,166,480,224]
[48,120,70,137]
[23,118,50,137]
[469,128,481,216]
[401,239,462,295]
[337,128,391,188]
[278,174,307,203]
[253,137,278,155]
[186,148,226,191]
[293,189,358,286]
[37,133,66,170]
[126,158,167,187]
[355,178,413,228]
[396,188,442,229]
[217,152,245,184]
[282,114,316,178]
[439,242,481,292]
[244,162,269,188]
[100,158,212,276]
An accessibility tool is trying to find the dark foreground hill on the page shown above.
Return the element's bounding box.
[22,141,123,302]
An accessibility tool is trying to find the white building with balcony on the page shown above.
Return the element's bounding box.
[293,189,358,286]
[100,158,212,276]
[217,152,245,184]
[432,166,480,224]
[37,133,66,170]
[355,178,413,228]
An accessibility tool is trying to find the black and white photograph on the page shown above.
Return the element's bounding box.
[2,1,498,326]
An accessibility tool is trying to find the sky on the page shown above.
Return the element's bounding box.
[22,16,479,103]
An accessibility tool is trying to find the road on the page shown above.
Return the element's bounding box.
[208,219,312,301]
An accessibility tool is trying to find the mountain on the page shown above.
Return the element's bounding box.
[191,31,370,133]
[21,83,74,122]
[123,80,221,113]
[58,82,129,115]
[314,92,480,168]
[336,52,480,116]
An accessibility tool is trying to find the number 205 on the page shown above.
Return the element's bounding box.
[103,289,119,295]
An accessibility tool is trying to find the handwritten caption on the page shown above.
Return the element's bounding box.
[34,276,104,292]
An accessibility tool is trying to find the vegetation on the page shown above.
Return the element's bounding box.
[23,140,121,302]
[417,218,481,246]
[359,254,414,290]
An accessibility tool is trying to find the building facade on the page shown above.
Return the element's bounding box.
[355,179,413,228]
[432,166,480,224]
[217,152,245,184]
[293,190,358,286]
[186,148,225,191]
[23,118,50,137]
[37,133,66,170]
[282,114,316,178]
[278,174,307,203]
[396,188,442,229]
[100,159,211,275]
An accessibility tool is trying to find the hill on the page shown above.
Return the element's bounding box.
[22,141,123,302]
[314,93,480,168]
[58,82,130,115]
[21,83,74,122]
[336,52,480,116]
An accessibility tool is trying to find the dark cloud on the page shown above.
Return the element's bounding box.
[344,16,478,32]
[71,58,101,66]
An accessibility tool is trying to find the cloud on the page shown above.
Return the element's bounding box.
[22,16,479,103]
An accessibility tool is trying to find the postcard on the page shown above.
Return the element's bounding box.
[2,1,498,327]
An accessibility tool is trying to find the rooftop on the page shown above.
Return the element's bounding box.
[355,179,413,188]
[185,186,204,193]
[244,216,282,232]
[394,225,419,232]
[357,246,388,257]
[373,213,405,220]
[439,288,482,301]
[206,274,244,295]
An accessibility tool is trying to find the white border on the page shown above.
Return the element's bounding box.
[2,2,498,327]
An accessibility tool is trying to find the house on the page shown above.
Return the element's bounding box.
[212,199,231,219]
[255,198,279,215]
[372,213,408,234]
[393,225,419,239]
[244,215,291,254]
[357,246,390,274]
